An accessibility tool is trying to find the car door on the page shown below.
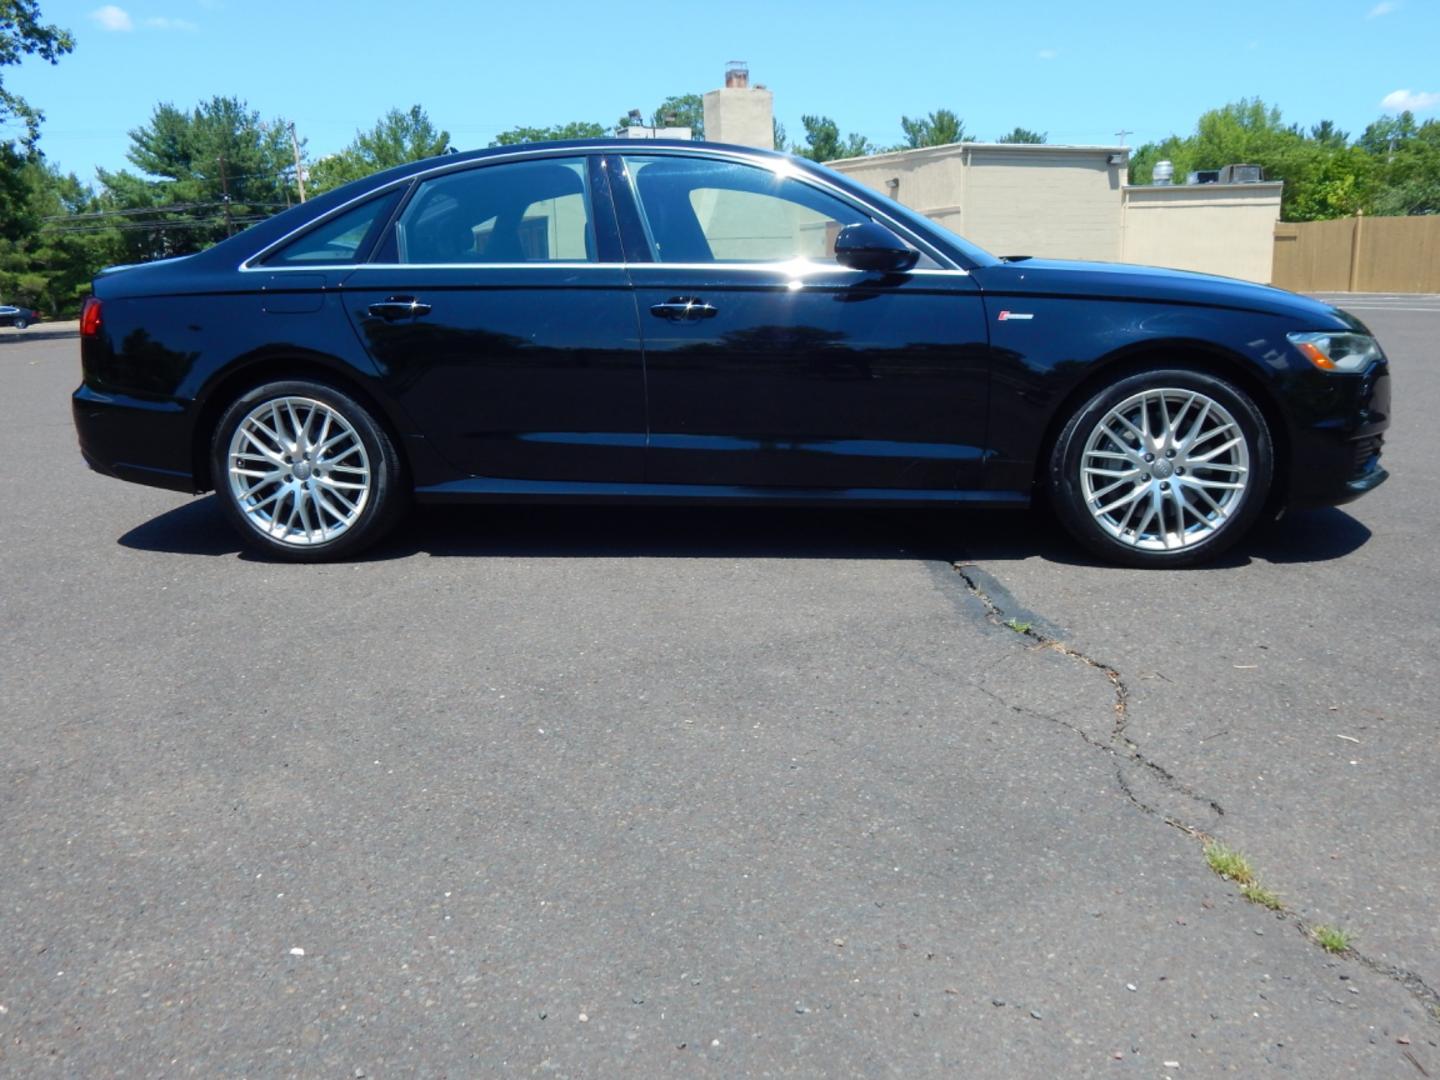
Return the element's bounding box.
[341,154,646,483]
[610,152,991,491]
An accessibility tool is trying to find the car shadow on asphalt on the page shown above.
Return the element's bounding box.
[118,496,1373,569]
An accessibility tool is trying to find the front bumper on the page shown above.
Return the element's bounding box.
[72,384,199,493]
[1285,362,1391,508]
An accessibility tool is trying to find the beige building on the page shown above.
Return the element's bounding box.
[693,66,1283,282]
[829,143,1283,283]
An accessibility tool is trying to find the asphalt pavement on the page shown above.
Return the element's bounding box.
[2,304,1437,1076]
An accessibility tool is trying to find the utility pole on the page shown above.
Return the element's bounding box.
[219,153,234,237]
[289,122,307,203]
[1114,128,1134,147]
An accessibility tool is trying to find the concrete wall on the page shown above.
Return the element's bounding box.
[829,143,1283,282]
[702,87,774,150]
[832,144,1126,261]
[1122,183,1282,283]
[965,148,1124,261]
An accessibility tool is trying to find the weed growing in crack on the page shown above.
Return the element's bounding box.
[1004,618,1032,634]
[1313,925,1353,954]
[1205,844,1283,910]
[1204,842,1257,886]
[1241,883,1283,911]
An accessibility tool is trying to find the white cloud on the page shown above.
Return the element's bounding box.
[89,5,134,30]
[144,15,198,30]
[1380,88,1440,113]
[1366,1,1398,17]
[1036,48,1058,60]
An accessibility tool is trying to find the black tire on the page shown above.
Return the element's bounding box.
[1049,367,1273,568]
[13,317,28,329]
[210,379,408,561]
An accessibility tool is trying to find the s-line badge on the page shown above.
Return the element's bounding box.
[997,310,1035,321]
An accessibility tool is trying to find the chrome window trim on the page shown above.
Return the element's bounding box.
[244,260,970,277]
[238,143,966,273]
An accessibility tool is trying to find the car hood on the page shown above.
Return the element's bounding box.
[976,258,1364,332]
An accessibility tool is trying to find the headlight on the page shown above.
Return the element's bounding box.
[1288,331,1383,372]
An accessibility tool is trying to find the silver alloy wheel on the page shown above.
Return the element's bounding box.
[226,396,371,546]
[1080,387,1250,552]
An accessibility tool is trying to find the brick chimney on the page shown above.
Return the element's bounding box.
[703,61,774,150]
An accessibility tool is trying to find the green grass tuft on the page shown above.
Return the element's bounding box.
[1004,618,1032,634]
[1312,925,1352,953]
[1240,883,1283,910]
[1204,842,1257,886]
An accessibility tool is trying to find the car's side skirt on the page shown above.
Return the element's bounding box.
[414,477,1030,509]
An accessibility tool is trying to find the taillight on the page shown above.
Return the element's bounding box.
[80,297,102,337]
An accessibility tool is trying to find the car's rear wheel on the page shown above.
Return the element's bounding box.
[1049,368,1273,567]
[211,379,407,561]
[13,316,28,329]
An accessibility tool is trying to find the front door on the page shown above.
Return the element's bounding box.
[611,153,990,491]
[342,154,646,482]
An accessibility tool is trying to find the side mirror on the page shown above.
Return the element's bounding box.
[833,221,919,273]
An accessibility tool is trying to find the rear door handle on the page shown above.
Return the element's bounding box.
[649,297,718,322]
[367,296,432,321]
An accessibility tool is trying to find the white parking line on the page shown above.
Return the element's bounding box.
[1310,294,1440,314]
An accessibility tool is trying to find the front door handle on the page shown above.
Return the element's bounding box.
[649,297,718,322]
[367,296,432,321]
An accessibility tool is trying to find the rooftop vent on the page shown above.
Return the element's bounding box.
[725,60,749,89]
[1218,163,1264,184]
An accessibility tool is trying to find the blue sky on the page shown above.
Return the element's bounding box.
[8,0,1439,183]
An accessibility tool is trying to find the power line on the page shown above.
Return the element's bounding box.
[43,216,268,235]
[43,201,288,223]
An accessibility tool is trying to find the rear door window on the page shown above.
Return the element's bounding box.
[395,158,596,264]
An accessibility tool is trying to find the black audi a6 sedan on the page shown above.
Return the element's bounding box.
[73,139,1390,566]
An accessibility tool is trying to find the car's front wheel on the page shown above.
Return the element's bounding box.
[1049,368,1273,567]
[211,379,407,561]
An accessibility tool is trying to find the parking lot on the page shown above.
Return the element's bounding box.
[2,302,1437,1076]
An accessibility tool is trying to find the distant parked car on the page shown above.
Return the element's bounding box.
[73,139,1391,566]
[0,304,39,329]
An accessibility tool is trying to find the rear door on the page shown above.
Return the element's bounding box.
[610,152,991,491]
[340,154,646,483]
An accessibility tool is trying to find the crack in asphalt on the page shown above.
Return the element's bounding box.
[952,562,1221,833]
[948,560,1440,1025]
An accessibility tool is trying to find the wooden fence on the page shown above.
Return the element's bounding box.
[1273,214,1440,293]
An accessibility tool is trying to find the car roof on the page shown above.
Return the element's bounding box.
[193,139,805,266]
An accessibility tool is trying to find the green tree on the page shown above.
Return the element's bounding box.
[489,121,606,147]
[899,109,967,148]
[997,127,1047,144]
[1127,99,1381,221]
[308,105,451,193]
[1369,116,1440,215]
[1,0,73,147]
[96,96,298,259]
[0,149,122,314]
[1309,120,1348,148]
[617,93,705,138]
[1358,111,1417,158]
[792,115,872,162]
